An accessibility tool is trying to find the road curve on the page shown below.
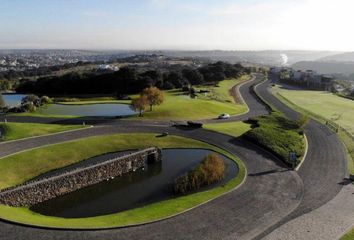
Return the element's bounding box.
[254,76,347,239]
[0,74,348,240]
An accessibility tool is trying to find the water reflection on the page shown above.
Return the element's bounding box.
[30,149,238,218]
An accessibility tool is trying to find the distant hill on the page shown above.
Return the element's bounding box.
[318,52,354,62]
[163,50,338,66]
[292,61,354,75]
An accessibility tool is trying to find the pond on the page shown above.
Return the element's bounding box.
[36,103,137,117]
[2,94,27,107]
[30,149,238,218]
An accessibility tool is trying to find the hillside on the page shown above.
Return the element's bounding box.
[318,52,354,62]
[292,61,354,75]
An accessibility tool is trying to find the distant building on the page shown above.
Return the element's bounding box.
[97,64,119,71]
[273,67,334,90]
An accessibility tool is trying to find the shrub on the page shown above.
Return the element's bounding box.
[21,94,40,107]
[40,96,52,104]
[21,102,36,112]
[174,153,225,195]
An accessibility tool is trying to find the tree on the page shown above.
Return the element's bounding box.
[165,72,184,88]
[182,69,204,85]
[131,95,148,117]
[21,94,41,107]
[40,96,52,104]
[0,93,6,109]
[141,87,164,111]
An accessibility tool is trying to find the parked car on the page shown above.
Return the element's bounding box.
[187,121,203,128]
[218,113,230,119]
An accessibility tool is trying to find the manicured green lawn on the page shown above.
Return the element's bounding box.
[0,122,86,141]
[204,121,252,138]
[0,133,245,229]
[134,89,247,120]
[195,75,250,103]
[133,76,250,120]
[274,86,354,135]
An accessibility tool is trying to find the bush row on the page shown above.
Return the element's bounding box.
[174,153,225,195]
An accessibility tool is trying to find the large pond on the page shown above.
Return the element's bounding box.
[36,103,137,117]
[2,94,27,107]
[30,149,238,218]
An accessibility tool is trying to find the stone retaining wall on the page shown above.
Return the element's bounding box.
[0,147,161,207]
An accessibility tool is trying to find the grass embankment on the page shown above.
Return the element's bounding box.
[0,133,245,229]
[0,122,86,141]
[131,76,249,120]
[243,112,305,166]
[174,153,225,194]
[273,86,354,174]
[195,75,250,103]
[204,121,252,138]
[274,86,354,135]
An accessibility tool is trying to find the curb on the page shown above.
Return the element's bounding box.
[295,133,308,171]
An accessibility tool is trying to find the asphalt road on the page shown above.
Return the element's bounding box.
[0,75,348,240]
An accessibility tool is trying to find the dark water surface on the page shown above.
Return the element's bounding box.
[37,103,136,117]
[30,149,238,218]
[3,94,27,107]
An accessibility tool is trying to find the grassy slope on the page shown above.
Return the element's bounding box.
[204,121,252,138]
[134,76,249,120]
[136,90,247,120]
[0,122,86,141]
[275,86,354,135]
[195,75,250,103]
[273,86,354,174]
[0,133,245,228]
[243,112,305,165]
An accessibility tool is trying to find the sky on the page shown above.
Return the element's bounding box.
[1,0,354,51]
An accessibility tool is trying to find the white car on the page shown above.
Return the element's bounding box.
[218,113,230,119]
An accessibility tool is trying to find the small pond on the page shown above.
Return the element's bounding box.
[36,103,137,117]
[2,94,27,107]
[30,149,238,218]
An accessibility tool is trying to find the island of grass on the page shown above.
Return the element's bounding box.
[0,133,245,229]
[204,121,252,138]
[0,122,87,141]
[272,85,354,173]
[243,112,306,166]
[11,76,250,120]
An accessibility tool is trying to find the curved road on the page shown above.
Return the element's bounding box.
[0,75,347,240]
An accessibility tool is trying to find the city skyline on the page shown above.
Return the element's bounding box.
[1,0,354,51]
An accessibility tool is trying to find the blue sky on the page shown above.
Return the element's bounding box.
[1,0,354,50]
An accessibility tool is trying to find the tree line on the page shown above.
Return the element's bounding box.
[16,61,248,96]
